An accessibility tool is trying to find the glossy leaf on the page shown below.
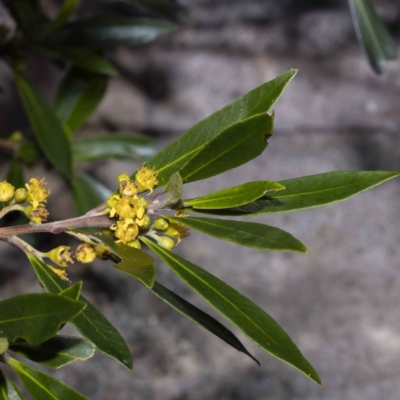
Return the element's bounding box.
[179,113,273,183]
[168,216,306,253]
[143,239,321,384]
[0,370,25,400]
[0,293,85,345]
[348,0,397,73]
[54,68,107,135]
[54,47,118,76]
[59,282,82,301]
[94,234,156,289]
[41,0,80,37]
[50,17,177,49]
[190,171,400,216]
[184,181,284,209]
[72,133,155,162]
[6,157,24,188]
[28,255,133,370]
[152,281,259,365]
[8,357,87,400]
[13,72,72,181]
[72,171,111,216]
[9,336,95,369]
[145,69,297,185]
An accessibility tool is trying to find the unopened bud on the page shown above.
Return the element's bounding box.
[117,173,130,184]
[154,218,169,231]
[0,181,14,202]
[127,240,141,249]
[158,236,175,250]
[14,188,28,203]
[76,244,96,264]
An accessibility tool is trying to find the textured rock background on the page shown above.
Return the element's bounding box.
[1,0,400,399]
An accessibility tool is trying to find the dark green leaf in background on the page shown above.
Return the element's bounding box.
[0,370,25,400]
[50,17,177,49]
[0,293,85,344]
[28,255,133,370]
[13,72,73,181]
[72,171,111,216]
[145,69,297,185]
[41,0,80,37]
[54,68,107,135]
[6,157,24,189]
[179,113,273,183]
[152,281,259,364]
[191,171,400,216]
[184,181,284,209]
[72,133,155,162]
[348,0,397,74]
[168,216,306,253]
[143,239,321,384]
[8,357,87,400]
[9,336,95,369]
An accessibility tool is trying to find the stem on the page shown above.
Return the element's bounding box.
[0,213,113,240]
[8,236,44,259]
[0,204,27,219]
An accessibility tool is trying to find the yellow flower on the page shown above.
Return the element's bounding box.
[114,197,140,219]
[76,244,97,264]
[135,166,158,194]
[0,181,15,202]
[26,178,50,210]
[48,266,69,282]
[30,206,49,224]
[111,219,139,243]
[46,246,74,268]
[119,179,138,197]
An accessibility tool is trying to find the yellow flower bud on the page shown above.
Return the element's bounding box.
[127,240,141,249]
[154,218,169,231]
[135,166,158,194]
[76,244,97,264]
[136,197,148,208]
[14,188,28,203]
[117,173,130,184]
[119,179,138,197]
[106,194,121,210]
[26,178,50,210]
[141,214,151,229]
[115,197,138,219]
[0,181,15,202]
[111,219,139,244]
[158,236,175,250]
[94,244,112,260]
[47,246,74,268]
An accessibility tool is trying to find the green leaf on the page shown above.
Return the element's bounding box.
[50,17,177,49]
[0,293,85,345]
[0,370,25,400]
[9,336,95,369]
[0,339,8,355]
[191,171,400,216]
[41,0,80,37]
[72,133,155,162]
[54,68,108,135]
[179,113,273,183]
[93,233,156,289]
[162,172,183,207]
[6,157,24,188]
[72,171,111,216]
[152,281,259,365]
[184,181,284,209]
[168,216,306,253]
[13,72,72,181]
[28,255,133,370]
[142,239,321,384]
[53,47,118,76]
[8,357,87,400]
[348,0,397,73]
[144,69,297,185]
[59,282,82,301]
[4,0,42,38]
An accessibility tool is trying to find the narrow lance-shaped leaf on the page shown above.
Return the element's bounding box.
[168,216,306,253]
[184,181,285,209]
[0,293,85,344]
[179,113,273,183]
[144,69,297,185]
[54,68,107,135]
[142,238,321,384]
[152,281,259,365]
[28,255,133,370]
[41,0,80,37]
[72,133,155,161]
[9,336,95,369]
[8,357,87,400]
[59,282,82,301]
[189,171,400,216]
[73,171,112,216]
[49,17,177,49]
[0,370,25,400]
[13,72,72,181]
[348,0,397,74]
